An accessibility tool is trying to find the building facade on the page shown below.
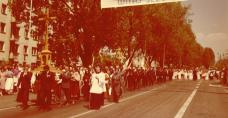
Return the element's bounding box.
[0,0,11,62]
[0,0,38,65]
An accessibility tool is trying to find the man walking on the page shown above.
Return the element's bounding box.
[16,66,32,110]
[38,65,55,111]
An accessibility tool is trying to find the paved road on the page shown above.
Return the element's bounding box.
[0,80,227,118]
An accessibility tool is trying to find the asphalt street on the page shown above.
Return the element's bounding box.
[0,80,227,118]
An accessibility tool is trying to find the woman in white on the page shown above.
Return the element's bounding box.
[197,70,202,80]
[4,68,14,94]
[184,70,188,80]
[89,65,105,110]
[188,70,193,80]
[0,68,6,96]
[178,69,182,80]
[205,70,209,80]
[13,67,21,93]
[172,70,178,80]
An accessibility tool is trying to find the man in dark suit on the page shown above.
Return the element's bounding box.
[193,69,197,81]
[16,66,32,110]
[168,68,173,81]
[157,67,162,84]
[38,65,55,111]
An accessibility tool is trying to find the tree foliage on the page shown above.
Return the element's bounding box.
[202,47,215,68]
[10,0,210,67]
[216,59,228,69]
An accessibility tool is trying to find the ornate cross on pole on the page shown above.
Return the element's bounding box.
[33,2,60,73]
[37,5,56,67]
[39,6,55,51]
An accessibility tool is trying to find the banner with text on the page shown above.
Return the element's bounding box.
[101,0,187,9]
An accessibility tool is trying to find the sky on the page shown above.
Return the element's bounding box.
[184,0,228,60]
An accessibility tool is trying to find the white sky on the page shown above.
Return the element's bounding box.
[184,0,228,60]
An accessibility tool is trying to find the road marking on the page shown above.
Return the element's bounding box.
[225,90,228,93]
[0,106,16,111]
[174,81,202,118]
[69,86,164,118]
[209,84,228,89]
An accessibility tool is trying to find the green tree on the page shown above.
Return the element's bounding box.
[216,59,228,69]
[202,47,215,69]
[10,1,204,68]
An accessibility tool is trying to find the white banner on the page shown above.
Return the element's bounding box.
[101,0,187,9]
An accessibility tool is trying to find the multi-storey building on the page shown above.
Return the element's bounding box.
[0,0,38,65]
[0,0,11,63]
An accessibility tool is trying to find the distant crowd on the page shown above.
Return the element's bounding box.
[0,64,227,110]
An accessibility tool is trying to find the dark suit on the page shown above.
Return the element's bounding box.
[82,72,91,101]
[193,70,197,81]
[168,69,173,81]
[16,72,32,106]
[38,71,55,109]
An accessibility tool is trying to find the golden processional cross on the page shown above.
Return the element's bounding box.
[38,7,56,66]
[39,7,56,51]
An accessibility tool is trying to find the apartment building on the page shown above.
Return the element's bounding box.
[0,0,11,63]
[0,0,38,65]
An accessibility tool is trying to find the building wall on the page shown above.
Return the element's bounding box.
[0,0,38,65]
[15,22,38,65]
[0,0,11,62]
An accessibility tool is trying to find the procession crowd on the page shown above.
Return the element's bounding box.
[0,64,227,111]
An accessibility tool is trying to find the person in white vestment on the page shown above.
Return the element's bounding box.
[89,65,105,110]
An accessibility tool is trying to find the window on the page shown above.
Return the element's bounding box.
[0,41,4,51]
[25,26,29,40]
[13,44,19,54]
[24,46,28,54]
[15,44,19,51]
[32,47,37,55]
[0,23,6,33]
[9,40,15,53]
[11,22,19,39]
[24,56,28,62]
[1,3,7,15]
